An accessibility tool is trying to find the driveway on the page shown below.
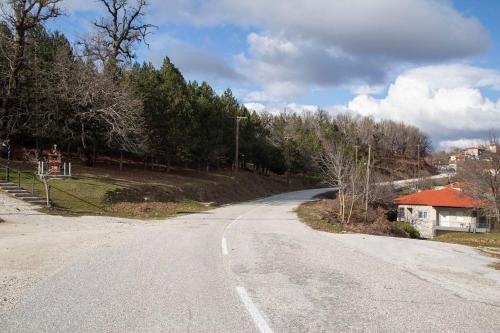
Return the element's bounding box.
[0,188,499,332]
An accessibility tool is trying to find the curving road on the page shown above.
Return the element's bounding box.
[1,188,500,332]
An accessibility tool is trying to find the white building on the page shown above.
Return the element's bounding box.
[463,147,483,159]
[395,188,488,238]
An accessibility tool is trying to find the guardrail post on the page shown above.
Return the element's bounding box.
[18,171,21,187]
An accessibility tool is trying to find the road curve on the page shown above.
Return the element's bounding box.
[1,188,500,332]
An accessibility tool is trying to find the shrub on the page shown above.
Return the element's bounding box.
[393,221,420,239]
[385,209,398,221]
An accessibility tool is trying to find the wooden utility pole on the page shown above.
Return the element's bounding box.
[284,136,292,186]
[416,144,420,190]
[234,117,247,172]
[364,145,371,221]
[417,144,420,178]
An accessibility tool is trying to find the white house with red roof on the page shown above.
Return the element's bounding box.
[395,188,489,238]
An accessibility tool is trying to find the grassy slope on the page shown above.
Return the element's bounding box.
[295,201,342,233]
[1,159,320,218]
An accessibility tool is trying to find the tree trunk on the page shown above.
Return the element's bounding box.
[92,141,96,166]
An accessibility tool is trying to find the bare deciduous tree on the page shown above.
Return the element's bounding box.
[45,51,144,163]
[0,0,62,138]
[458,135,500,229]
[81,0,155,68]
[1,0,62,94]
[318,134,365,225]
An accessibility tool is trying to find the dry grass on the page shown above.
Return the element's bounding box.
[296,201,343,233]
[296,199,418,238]
[489,262,500,270]
[109,201,209,219]
[434,232,500,249]
[434,232,500,270]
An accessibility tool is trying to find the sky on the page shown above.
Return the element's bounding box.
[50,0,500,151]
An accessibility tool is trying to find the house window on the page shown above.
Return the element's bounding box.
[398,208,405,221]
[418,211,427,219]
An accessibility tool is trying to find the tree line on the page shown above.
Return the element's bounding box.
[0,0,431,179]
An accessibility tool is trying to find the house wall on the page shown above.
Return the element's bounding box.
[435,207,475,228]
[397,205,436,238]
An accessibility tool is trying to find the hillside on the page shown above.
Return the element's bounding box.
[0,158,321,218]
[375,156,435,181]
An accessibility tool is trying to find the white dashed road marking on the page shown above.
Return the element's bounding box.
[236,286,274,333]
[221,237,228,255]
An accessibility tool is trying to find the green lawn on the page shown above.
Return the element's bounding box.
[434,232,500,248]
[0,165,118,214]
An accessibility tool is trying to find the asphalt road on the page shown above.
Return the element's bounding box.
[1,188,499,332]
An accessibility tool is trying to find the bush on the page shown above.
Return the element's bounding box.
[385,209,398,221]
[393,221,420,239]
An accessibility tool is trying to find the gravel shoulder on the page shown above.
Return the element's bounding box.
[0,192,141,314]
[325,233,500,305]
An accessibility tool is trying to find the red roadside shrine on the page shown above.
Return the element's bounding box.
[38,144,71,178]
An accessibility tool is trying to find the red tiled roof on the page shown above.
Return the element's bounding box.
[395,188,484,208]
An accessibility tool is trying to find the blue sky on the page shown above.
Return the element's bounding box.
[50,0,500,150]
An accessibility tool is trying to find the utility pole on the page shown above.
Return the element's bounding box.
[364,144,371,222]
[234,116,247,172]
[284,136,292,185]
[417,144,420,178]
[416,144,420,190]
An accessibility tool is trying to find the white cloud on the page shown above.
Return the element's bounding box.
[350,85,386,95]
[140,33,241,81]
[341,64,500,147]
[236,33,387,100]
[243,91,277,103]
[244,102,266,113]
[244,102,319,114]
[64,0,490,102]
[438,138,487,152]
[149,0,488,61]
